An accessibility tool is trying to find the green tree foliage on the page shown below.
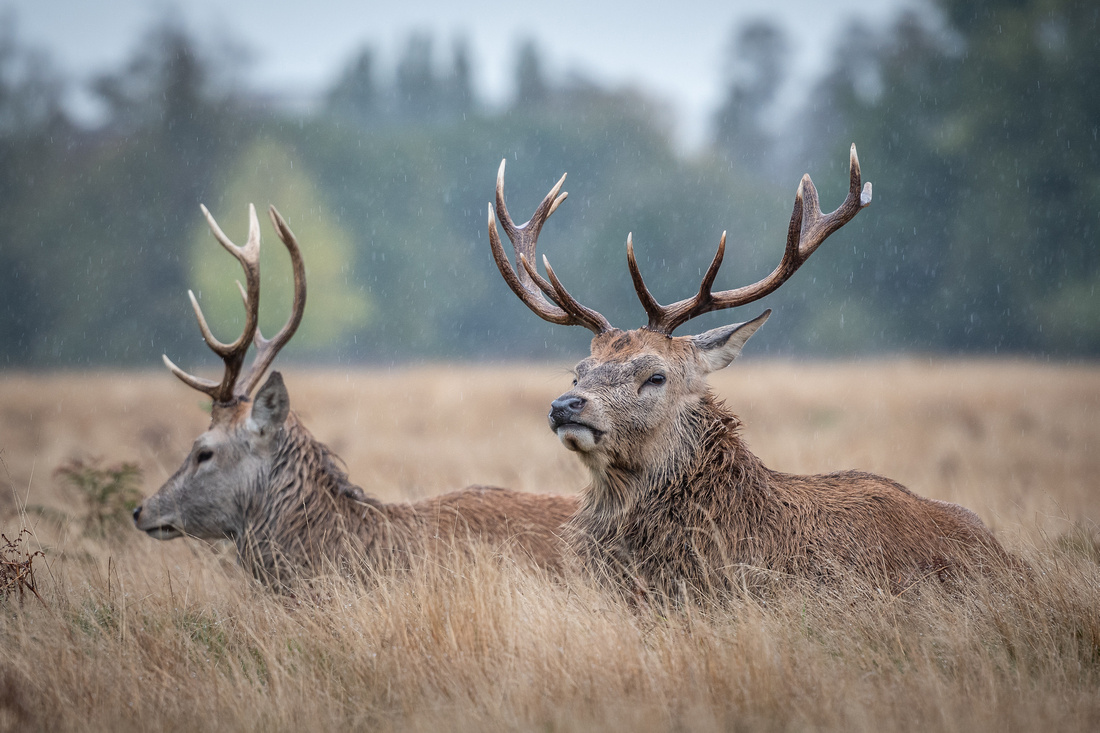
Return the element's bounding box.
[804,0,1099,354]
[0,18,71,364]
[448,38,474,115]
[189,136,369,357]
[712,20,789,175]
[326,47,377,123]
[395,32,437,119]
[301,75,784,360]
[2,18,250,366]
[513,39,549,108]
[0,4,1095,366]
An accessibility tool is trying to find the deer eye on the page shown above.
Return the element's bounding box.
[196,449,214,465]
[645,373,667,387]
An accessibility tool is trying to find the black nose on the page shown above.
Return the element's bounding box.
[132,505,142,523]
[549,394,587,430]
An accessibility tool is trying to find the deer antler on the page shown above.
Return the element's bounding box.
[488,159,612,335]
[163,204,307,404]
[629,144,872,334]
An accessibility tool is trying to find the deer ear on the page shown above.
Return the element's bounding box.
[692,309,770,373]
[250,371,290,434]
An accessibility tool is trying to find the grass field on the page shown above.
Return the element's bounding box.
[1,360,1099,731]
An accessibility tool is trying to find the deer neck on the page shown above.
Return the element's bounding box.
[235,414,379,584]
[581,393,751,524]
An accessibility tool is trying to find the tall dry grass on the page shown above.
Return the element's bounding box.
[1,361,1099,731]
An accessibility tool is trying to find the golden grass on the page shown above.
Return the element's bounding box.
[1,360,1099,731]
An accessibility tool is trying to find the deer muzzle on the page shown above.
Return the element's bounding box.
[549,394,586,429]
[132,503,184,540]
[549,394,602,452]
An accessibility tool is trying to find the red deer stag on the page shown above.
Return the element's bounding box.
[134,204,575,588]
[488,147,1009,598]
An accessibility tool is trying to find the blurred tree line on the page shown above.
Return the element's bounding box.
[0,0,1096,369]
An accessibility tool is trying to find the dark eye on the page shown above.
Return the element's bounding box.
[196,449,214,465]
[645,373,666,387]
[572,377,578,386]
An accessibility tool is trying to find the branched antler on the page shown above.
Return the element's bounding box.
[163,204,306,404]
[488,160,612,335]
[629,144,872,334]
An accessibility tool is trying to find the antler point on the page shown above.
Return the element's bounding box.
[548,190,568,217]
[489,161,611,335]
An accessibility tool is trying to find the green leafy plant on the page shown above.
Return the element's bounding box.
[54,458,143,538]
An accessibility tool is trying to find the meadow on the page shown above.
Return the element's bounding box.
[1,360,1099,731]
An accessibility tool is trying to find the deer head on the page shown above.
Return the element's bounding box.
[488,148,871,473]
[134,205,306,541]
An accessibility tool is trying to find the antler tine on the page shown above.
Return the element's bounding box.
[495,160,565,289]
[696,231,728,302]
[236,205,307,398]
[162,354,220,394]
[163,204,263,403]
[625,233,667,330]
[794,143,873,261]
[198,204,262,353]
[645,144,872,334]
[488,204,571,326]
[488,159,611,334]
[522,254,612,334]
[628,230,732,333]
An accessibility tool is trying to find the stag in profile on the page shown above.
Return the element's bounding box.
[134,204,575,587]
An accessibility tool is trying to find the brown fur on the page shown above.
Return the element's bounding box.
[555,328,1010,599]
[240,413,577,586]
[136,374,576,588]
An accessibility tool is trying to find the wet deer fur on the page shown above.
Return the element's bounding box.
[559,328,1007,598]
[488,150,1009,598]
[134,204,575,587]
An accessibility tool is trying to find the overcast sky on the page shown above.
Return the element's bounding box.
[6,0,919,147]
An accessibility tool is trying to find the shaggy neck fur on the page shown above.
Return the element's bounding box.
[568,393,765,592]
[583,395,754,521]
[228,412,578,588]
[234,413,404,586]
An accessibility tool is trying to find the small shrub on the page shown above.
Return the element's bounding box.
[1,529,45,608]
[54,458,143,538]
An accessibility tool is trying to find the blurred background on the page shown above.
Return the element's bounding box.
[0,0,1095,368]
